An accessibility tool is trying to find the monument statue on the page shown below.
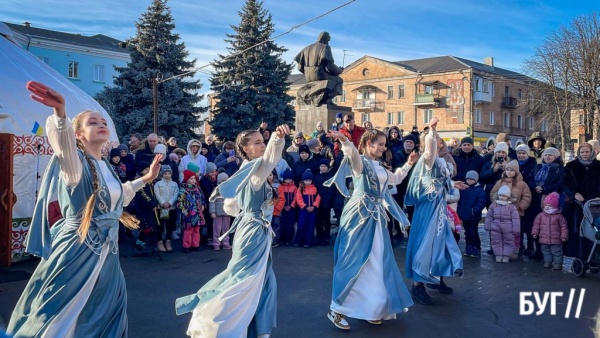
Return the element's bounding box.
[294,31,344,107]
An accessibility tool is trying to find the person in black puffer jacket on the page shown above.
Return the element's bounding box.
[452,137,485,182]
[314,159,336,245]
[292,144,319,185]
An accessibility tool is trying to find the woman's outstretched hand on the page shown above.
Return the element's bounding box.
[428,117,439,131]
[275,125,291,138]
[26,81,66,119]
[143,154,163,183]
[327,130,348,143]
[408,151,420,166]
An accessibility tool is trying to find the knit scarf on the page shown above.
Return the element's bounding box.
[496,200,510,206]
[534,162,558,187]
[577,150,597,166]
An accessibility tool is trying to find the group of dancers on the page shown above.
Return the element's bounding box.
[6,81,463,338]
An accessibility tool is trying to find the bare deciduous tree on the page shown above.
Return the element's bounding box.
[523,12,600,154]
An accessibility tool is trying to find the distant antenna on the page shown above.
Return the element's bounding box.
[342,49,353,68]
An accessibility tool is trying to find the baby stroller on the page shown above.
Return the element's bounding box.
[571,199,600,277]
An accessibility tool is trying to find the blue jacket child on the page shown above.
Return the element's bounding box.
[457,170,487,257]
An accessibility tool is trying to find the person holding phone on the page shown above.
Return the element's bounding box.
[215,141,243,177]
[480,142,510,206]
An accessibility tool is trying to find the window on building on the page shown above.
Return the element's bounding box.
[491,83,495,97]
[518,89,522,100]
[541,118,549,132]
[425,85,433,95]
[423,109,433,124]
[388,112,394,125]
[39,56,49,64]
[362,113,370,122]
[578,113,584,125]
[398,84,405,98]
[332,96,338,104]
[475,109,481,124]
[291,97,296,106]
[518,115,522,129]
[483,79,489,92]
[397,111,405,125]
[68,61,79,79]
[94,65,104,82]
[387,86,394,99]
[475,79,480,91]
[490,111,495,125]
[529,117,535,130]
[340,89,346,103]
[504,113,510,127]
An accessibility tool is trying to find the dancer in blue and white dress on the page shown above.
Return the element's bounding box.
[8,81,162,338]
[176,125,291,338]
[325,129,418,330]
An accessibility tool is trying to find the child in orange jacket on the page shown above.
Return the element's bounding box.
[269,171,284,247]
[278,170,298,246]
[294,170,321,248]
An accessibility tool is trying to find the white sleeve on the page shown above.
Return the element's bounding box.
[169,182,179,206]
[340,139,362,177]
[154,182,166,205]
[122,178,144,207]
[388,162,413,185]
[46,115,82,187]
[224,197,241,217]
[423,131,438,170]
[250,135,285,190]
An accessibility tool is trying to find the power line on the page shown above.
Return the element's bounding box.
[159,0,357,83]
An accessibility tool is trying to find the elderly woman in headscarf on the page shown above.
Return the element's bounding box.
[311,121,327,140]
[562,143,600,260]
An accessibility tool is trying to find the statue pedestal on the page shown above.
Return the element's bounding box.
[295,104,352,136]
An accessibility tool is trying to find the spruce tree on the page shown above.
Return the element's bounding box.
[95,0,205,142]
[210,0,295,141]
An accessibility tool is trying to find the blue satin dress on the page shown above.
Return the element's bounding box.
[405,132,463,284]
[326,140,414,320]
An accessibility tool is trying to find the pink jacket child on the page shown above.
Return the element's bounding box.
[532,193,568,245]
[484,186,520,263]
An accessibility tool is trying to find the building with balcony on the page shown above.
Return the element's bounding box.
[288,55,536,149]
[5,22,130,97]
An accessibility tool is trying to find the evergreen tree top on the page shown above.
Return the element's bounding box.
[209,0,295,141]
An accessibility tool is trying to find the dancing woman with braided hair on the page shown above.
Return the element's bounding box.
[176,125,290,338]
[325,129,417,330]
[8,81,163,338]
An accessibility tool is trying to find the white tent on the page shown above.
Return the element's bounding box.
[0,23,119,262]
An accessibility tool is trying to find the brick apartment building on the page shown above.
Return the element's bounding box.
[289,55,538,149]
[206,55,542,149]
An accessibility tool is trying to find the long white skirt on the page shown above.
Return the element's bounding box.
[187,235,272,338]
[41,243,110,338]
[330,221,396,321]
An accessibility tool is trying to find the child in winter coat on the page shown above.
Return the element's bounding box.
[154,165,179,253]
[269,171,284,247]
[134,161,159,253]
[200,163,219,246]
[447,205,461,244]
[458,170,487,257]
[209,173,232,251]
[490,160,532,259]
[177,170,206,253]
[278,170,297,245]
[314,159,335,246]
[109,148,127,183]
[294,170,321,248]
[532,192,568,270]
[484,185,520,263]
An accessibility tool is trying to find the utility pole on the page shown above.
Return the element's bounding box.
[153,77,158,134]
[342,49,353,68]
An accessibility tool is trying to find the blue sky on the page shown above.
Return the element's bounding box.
[3,0,599,93]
